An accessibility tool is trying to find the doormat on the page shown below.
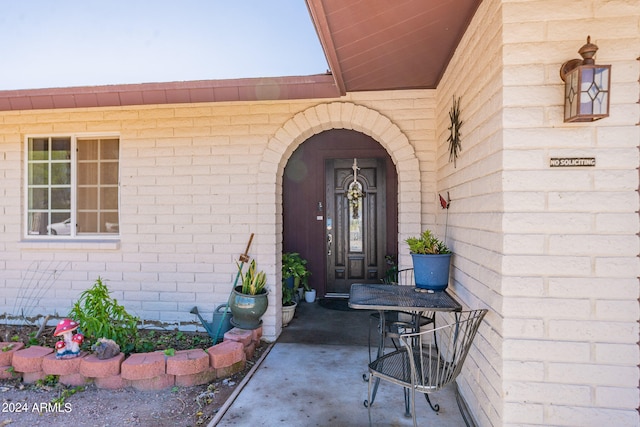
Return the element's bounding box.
[318,298,352,311]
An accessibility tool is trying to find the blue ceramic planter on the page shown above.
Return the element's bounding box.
[411,253,452,291]
[229,286,269,330]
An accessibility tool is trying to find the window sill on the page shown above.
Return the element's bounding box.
[19,239,121,251]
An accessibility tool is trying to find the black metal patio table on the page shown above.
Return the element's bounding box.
[348,283,463,416]
[348,283,462,314]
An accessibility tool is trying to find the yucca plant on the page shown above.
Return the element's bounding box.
[237,259,267,295]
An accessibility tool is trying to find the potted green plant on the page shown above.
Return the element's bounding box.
[282,252,311,301]
[281,283,297,326]
[229,259,269,330]
[406,230,452,291]
[282,252,309,286]
[303,279,316,303]
[281,252,313,320]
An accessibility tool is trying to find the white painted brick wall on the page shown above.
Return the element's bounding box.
[0,91,432,340]
[0,1,637,425]
[436,0,640,426]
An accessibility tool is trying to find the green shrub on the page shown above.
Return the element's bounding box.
[69,277,139,354]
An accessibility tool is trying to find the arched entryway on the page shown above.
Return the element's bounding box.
[282,129,398,298]
[255,102,421,339]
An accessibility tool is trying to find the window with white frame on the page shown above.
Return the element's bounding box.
[26,136,120,237]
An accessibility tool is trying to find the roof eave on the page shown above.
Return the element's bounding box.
[306,0,346,96]
[0,74,340,112]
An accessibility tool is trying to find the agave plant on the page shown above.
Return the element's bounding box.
[237,259,267,295]
[406,230,451,255]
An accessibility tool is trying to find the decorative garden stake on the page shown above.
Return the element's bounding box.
[53,318,84,359]
[440,191,451,241]
[447,96,463,167]
[439,192,450,210]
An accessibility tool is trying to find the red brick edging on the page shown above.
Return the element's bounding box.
[1,327,262,391]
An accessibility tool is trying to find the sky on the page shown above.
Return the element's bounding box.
[0,1,329,91]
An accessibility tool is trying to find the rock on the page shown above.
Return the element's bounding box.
[92,338,121,360]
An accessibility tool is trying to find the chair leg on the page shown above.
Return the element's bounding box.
[363,317,371,381]
[367,373,373,426]
[364,313,382,382]
[410,385,417,427]
[364,376,381,407]
[424,393,440,412]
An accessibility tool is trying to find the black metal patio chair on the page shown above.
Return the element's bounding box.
[367,268,435,363]
[366,309,488,427]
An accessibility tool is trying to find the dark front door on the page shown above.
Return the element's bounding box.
[325,158,386,295]
[283,129,398,298]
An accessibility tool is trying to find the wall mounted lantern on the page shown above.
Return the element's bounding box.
[559,36,611,123]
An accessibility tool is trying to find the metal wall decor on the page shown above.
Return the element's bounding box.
[447,96,463,167]
[345,158,365,219]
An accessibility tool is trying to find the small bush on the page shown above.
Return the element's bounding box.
[69,277,139,354]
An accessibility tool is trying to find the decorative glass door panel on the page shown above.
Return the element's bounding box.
[325,158,386,295]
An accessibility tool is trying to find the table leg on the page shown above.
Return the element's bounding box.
[404,388,412,417]
[402,313,423,418]
[401,311,441,416]
[377,310,386,358]
[372,311,419,416]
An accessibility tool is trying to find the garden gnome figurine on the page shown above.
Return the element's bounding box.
[53,318,83,359]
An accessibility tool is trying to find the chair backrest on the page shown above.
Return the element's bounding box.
[382,267,414,286]
[399,309,488,392]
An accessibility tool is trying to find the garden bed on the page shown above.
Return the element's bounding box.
[2,323,217,354]
[0,324,268,426]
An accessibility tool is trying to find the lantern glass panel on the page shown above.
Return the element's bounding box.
[564,64,610,122]
[564,68,580,121]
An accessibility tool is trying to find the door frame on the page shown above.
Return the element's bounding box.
[282,129,398,298]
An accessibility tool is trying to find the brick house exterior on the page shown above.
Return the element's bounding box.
[0,1,638,426]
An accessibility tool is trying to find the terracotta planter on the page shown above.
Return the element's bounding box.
[229,286,269,330]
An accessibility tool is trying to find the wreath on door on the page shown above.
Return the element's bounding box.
[346,181,364,219]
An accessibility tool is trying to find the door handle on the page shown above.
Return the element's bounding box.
[327,233,332,256]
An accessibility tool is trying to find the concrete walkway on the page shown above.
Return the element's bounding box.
[214,342,466,426]
[211,301,469,426]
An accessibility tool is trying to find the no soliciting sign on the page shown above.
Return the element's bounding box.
[550,157,596,167]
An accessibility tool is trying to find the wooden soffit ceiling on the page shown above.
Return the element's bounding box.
[307,0,482,94]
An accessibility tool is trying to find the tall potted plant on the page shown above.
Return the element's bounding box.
[282,252,311,301]
[282,252,310,287]
[281,252,312,324]
[229,259,269,330]
[406,230,452,291]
